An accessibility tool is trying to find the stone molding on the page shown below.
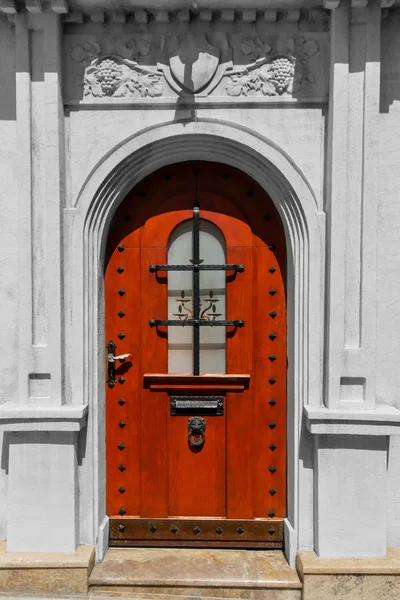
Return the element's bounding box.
[297,548,400,575]
[304,404,400,435]
[0,404,88,431]
[64,119,324,568]
[0,2,394,16]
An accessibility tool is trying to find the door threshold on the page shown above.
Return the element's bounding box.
[89,547,301,598]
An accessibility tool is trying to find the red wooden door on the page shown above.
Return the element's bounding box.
[105,162,287,548]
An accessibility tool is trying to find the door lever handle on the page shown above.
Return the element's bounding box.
[106,339,132,388]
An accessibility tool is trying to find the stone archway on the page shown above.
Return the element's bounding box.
[64,119,325,564]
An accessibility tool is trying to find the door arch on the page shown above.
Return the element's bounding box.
[104,161,287,547]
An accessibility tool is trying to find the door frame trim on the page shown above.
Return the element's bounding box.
[65,119,325,566]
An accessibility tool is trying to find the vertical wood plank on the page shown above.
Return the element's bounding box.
[140,246,168,517]
[168,413,226,516]
[226,246,253,519]
[253,245,287,518]
[105,247,142,516]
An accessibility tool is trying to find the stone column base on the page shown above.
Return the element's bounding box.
[297,548,400,600]
[0,542,94,595]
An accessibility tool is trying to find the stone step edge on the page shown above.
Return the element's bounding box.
[89,580,302,590]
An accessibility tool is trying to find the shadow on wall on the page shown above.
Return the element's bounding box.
[380,8,400,113]
[0,18,16,122]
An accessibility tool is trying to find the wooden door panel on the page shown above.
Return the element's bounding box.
[105,248,141,517]
[141,208,193,249]
[226,246,253,519]
[140,247,168,517]
[105,161,287,547]
[253,246,287,518]
[168,414,226,517]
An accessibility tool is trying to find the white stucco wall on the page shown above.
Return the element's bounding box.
[0,16,17,541]
[1,4,400,560]
[378,8,400,548]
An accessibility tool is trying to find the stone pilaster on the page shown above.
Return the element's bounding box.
[15,9,65,406]
[324,0,381,409]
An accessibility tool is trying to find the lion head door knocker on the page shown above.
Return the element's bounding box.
[188,417,206,451]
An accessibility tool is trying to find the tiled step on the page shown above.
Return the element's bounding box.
[89,548,302,600]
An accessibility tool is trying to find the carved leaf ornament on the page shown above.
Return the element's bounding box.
[226,36,319,98]
[71,39,162,99]
[84,56,163,98]
[69,35,320,100]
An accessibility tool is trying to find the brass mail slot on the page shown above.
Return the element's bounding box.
[170,396,224,416]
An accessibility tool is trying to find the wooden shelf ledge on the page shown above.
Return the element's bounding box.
[143,373,250,391]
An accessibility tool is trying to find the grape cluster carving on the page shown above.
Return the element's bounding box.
[96,58,123,95]
[268,57,295,94]
[226,36,319,98]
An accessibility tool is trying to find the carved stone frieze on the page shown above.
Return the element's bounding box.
[226,37,319,97]
[70,38,162,98]
[63,31,328,104]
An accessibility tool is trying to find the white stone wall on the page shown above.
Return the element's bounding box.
[378,8,400,548]
[0,16,17,541]
[0,3,400,561]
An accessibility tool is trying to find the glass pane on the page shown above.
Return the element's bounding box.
[199,221,226,374]
[168,221,193,373]
[167,218,226,374]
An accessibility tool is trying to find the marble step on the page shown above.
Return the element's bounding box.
[89,548,302,600]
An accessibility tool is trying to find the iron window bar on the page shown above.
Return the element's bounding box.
[149,264,244,272]
[150,320,244,327]
[149,202,245,375]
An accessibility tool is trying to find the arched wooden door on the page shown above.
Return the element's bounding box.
[105,162,287,548]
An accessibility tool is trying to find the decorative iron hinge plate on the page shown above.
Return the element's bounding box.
[109,518,284,548]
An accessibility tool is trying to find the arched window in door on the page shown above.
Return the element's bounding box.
[168,219,227,374]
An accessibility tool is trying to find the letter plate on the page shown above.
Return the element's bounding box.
[170,396,224,416]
